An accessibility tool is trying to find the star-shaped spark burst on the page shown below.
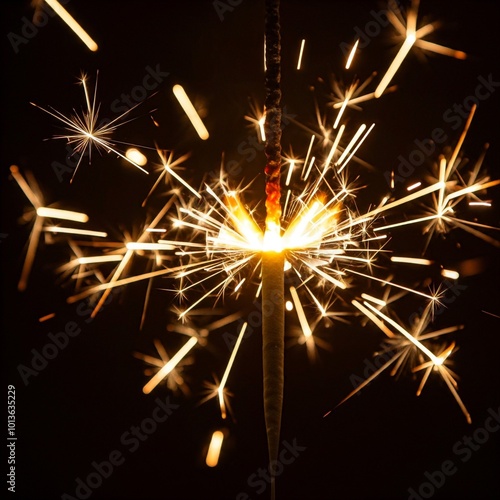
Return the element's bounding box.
[347,296,470,422]
[31,73,149,182]
[374,0,467,98]
[376,105,500,250]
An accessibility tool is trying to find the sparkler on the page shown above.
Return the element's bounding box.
[8,1,500,498]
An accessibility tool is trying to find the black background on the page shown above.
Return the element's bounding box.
[1,1,500,499]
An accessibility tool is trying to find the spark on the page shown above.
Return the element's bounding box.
[125,148,148,166]
[36,207,88,223]
[441,269,459,280]
[375,106,500,249]
[345,39,359,69]
[26,3,498,437]
[335,124,367,166]
[143,336,198,394]
[44,0,98,51]
[360,293,386,307]
[407,181,422,191]
[375,32,416,98]
[218,322,247,419]
[289,287,312,338]
[375,0,466,98]
[77,255,123,265]
[206,430,224,467]
[38,313,56,323]
[126,242,175,251]
[45,227,107,238]
[172,84,210,140]
[258,115,267,142]
[297,39,306,70]
[391,256,433,265]
[348,299,470,422]
[9,166,101,290]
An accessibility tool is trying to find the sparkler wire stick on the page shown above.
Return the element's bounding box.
[263,1,284,498]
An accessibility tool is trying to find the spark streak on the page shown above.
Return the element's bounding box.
[45,0,98,51]
[206,430,224,467]
[297,39,306,70]
[143,336,198,394]
[218,322,247,419]
[173,85,210,140]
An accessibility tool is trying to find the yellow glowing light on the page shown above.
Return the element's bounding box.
[172,84,209,140]
[143,336,198,394]
[363,301,440,364]
[290,286,312,338]
[45,226,107,238]
[126,242,175,251]
[45,0,98,51]
[469,202,491,207]
[335,123,366,167]
[39,313,56,323]
[323,124,344,172]
[407,181,422,191]
[285,300,293,311]
[391,256,433,265]
[352,300,395,338]
[258,115,266,142]
[301,135,315,179]
[125,148,147,167]
[36,207,88,223]
[375,32,416,98]
[218,323,247,419]
[263,223,282,253]
[414,39,466,59]
[285,160,295,186]
[332,86,397,109]
[361,293,386,307]
[297,39,306,70]
[282,199,338,250]
[10,165,41,208]
[206,430,224,467]
[77,255,123,265]
[441,269,459,280]
[345,39,359,69]
[333,88,355,130]
[223,191,264,251]
[336,123,375,173]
